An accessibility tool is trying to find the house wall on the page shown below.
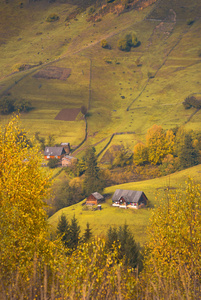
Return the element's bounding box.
[62,158,77,167]
[44,155,62,160]
[62,159,71,167]
[86,195,97,205]
[139,194,147,205]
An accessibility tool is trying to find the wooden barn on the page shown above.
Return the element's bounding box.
[44,146,66,160]
[112,189,148,209]
[86,192,105,206]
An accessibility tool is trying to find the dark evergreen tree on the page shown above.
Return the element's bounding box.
[57,213,70,248]
[82,222,93,242]
[175,129,199,169]
[179,134,199,169]
[83,147,105,196]
[106,224,142,270]
[118,224,141,270]
[54,179,83,211]
[68,215,81,250]
[106,226,118,249]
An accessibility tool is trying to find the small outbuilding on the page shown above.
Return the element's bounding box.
[112,189,148,209]
[86,192,105,206]
[62,155,77,167]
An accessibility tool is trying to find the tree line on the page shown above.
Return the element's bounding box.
[133,124,201,173]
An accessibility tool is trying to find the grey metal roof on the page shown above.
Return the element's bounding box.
[62,155,76,160]
[44,147,65,156]
[112,189,144,203]
[92,192,104,200]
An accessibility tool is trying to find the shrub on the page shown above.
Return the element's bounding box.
[183,95,201,109]
[117,38,130,51]
[14,99,33,112]
[118,32,140,52]
[186,18,195,25]
[148,71,154,78]
[46,13,59,22]
[0,97,15,114]
[125,32,138,47]
[198,50,201,57]
[104,57,112,63]
[81,105,87,116]
[100,39,109,49]
[88,6,95,15]
[47,158,59,168]
[0,96,33,115]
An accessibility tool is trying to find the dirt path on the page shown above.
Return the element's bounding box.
[126,17,193,111]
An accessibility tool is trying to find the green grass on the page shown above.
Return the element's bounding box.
[1,0,201,245]
[1,1,201,154]
[48,164,201,245]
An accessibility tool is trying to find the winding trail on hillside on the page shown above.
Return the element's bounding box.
[1,3,199,158]
[126,21,194,111]
[72,131,136,158]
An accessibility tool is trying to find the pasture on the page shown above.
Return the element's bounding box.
[1,0,201,156]
[48,164,201,245]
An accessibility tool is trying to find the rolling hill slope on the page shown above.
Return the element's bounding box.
[1,0,201,156]
[48,164,201,245]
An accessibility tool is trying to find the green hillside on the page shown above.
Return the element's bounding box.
[48,163,201,244]
[1,1,201,243]
[1,0,201,155]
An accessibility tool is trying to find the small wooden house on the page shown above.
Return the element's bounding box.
[44,147,66,160]
[62,155,77,167]
[86,192,105,206]
[112,189,148,209]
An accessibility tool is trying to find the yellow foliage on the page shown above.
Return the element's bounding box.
[146,124,175,165]
[0,115,61,288]
[143,179,201,287]
[133,142,148,165]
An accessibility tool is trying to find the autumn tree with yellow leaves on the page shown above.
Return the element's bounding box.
[0,115,62,296]
[139,179,201,298]
[134,125,175,165]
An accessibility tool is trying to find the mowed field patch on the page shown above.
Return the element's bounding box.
[33,67,71,80]
[55,108,81,121]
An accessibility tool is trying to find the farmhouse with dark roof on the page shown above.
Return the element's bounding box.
[112,189,148,209]
[44,146,66,160]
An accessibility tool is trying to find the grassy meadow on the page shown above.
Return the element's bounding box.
[48,163,201,245]
[1,0,201,153]
[1,0,201,243]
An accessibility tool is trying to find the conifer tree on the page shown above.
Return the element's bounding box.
[174,128,199,169]
[106,224,141,270]
[83,147,105,196]
[69,215,81,250]
[57,213,70,247]
[83,222,93,242]
[106,226,118,249]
